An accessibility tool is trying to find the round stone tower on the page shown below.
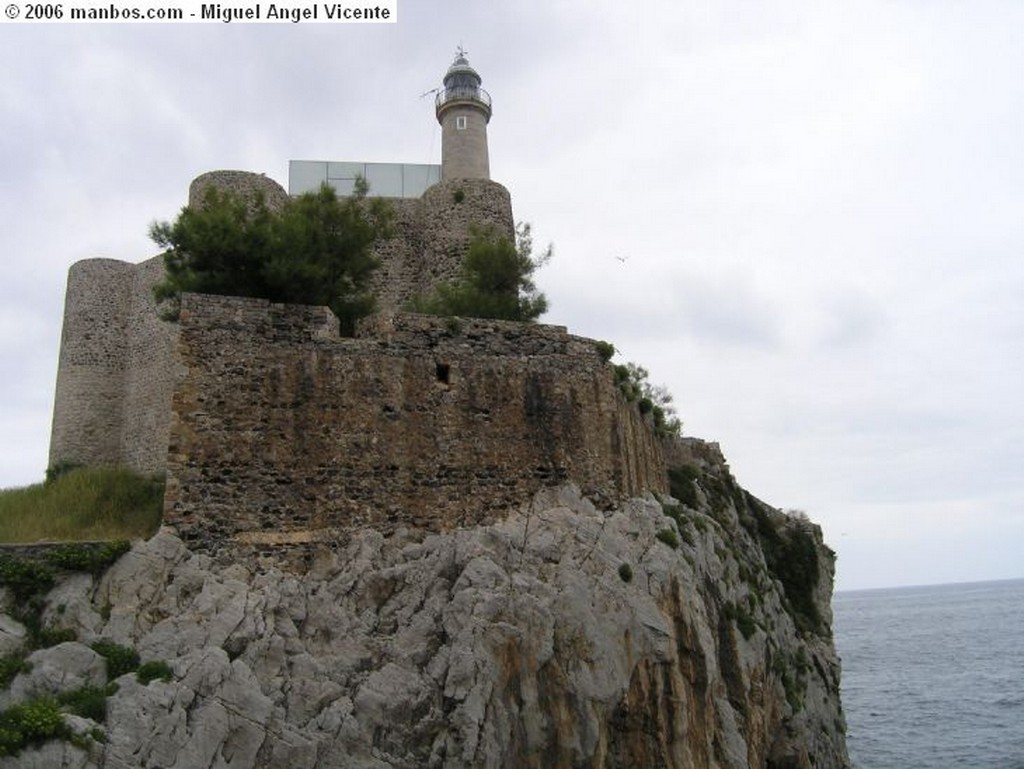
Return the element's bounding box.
[435,48,492,181]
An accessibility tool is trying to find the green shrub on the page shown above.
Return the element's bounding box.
[409,222,550,322]
[617,563,633,583]
[655,528,679,549]
[152,180,392,335]
[35,627,76,648]
[0,655,30,690]
[660,499,684,524]
[0,697,68,756]
[775,658,806,713]
[0,541,135,653]
[612,363,681,437]
[659,499,696,548]
[737,612,757,640]
[594,340,615,363]
[0,556,54,603]
[667,465,700,508]
[724,602,758,640]
[0,681,120,757]
[612,364,636,400]
[744,502,824,635]
[136,660,174,685]
[90,641,140,679]
[452,188,465,204]
[57,684,115,723]
[44,541,131,575]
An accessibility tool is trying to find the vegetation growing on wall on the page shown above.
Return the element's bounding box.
[613,362,682,437]
[410,222,550,322]
[151,180,393,335]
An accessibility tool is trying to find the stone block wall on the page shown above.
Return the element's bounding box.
[164,294,668,549]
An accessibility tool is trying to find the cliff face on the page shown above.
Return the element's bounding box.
[0,440,848,769]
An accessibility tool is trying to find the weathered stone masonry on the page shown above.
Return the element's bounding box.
[48,173,514,478]
[50,170,672,551]
[48,255,179,475]
[164,294,668,549]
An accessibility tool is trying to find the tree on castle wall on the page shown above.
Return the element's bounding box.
[150,180,393,335]
[410,223,551,322]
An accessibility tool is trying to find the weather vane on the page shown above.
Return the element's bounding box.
[456,44,468,59]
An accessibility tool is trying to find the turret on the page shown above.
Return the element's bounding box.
[435,48,492,180]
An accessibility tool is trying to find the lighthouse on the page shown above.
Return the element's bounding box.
[435,48,492,181]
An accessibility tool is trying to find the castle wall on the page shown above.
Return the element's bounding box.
[49,174,519,479]
[164,294,667,549]
[48,256,180,475]
[369,178,514,312]
[49,259,134,468]
[120,256,182,473]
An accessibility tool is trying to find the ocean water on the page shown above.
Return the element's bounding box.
[833,578,1024,768]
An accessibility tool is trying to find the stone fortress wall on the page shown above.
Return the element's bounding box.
[48,255,178,475]
[48,171,514,477]
[164,294,668,550]
[50,168,671,550]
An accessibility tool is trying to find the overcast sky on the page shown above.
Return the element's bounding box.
[2,1,1022,590]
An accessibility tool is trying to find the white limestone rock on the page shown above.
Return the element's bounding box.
[0,614,26,658]
[41,573,104,643]
[0,468,848,768]
[1,642,106,708]
[0,739,95,769]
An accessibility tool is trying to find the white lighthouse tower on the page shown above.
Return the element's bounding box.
[435,48,492,181]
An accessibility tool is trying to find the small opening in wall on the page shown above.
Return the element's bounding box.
[456,116,468,130]
[436,363,451,385]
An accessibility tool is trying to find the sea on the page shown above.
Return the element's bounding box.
[833,578,1024,768]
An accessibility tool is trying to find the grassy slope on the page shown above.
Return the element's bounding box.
[0,467,163,543]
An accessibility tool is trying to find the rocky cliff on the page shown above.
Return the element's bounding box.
[0,440,848,768]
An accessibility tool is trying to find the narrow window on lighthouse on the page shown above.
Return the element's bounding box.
[456,116,468,130]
